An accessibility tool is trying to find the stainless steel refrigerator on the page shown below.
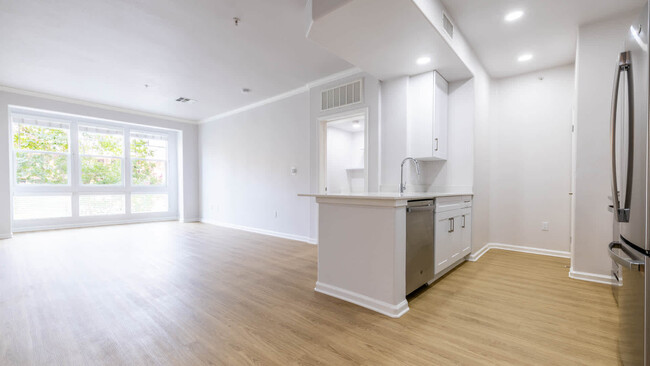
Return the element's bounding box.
[609,4,650,365]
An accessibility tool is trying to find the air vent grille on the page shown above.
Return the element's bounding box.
[176,97,197,103]
[443,13,454,38]
[321,79,362,111]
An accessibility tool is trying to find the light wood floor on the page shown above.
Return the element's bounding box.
[0,222,619,365]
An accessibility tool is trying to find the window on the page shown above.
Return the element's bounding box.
[79,126,124,185]
[13,118,70,185]
[10,109,178,229]
[13,195,72,220]
[130,132,168,186]
[132,194,169,213]
[79,195,125,216]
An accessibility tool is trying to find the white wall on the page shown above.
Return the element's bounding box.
[573,12,637,277]
[379,77,409,191]
[379,76,474,193]
[489,65,575,252]
[200,92,312,242]
[0,90,200,238]
[412,0,493,252]
[326,127,364,193]
[309,72,381,240]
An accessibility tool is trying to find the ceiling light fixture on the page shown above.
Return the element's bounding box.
[416,56,431,65]
[505,10,524,22]
[517,54,533,62]
[352,120,361,129]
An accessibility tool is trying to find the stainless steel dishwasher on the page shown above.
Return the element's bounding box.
[406,200,434,295]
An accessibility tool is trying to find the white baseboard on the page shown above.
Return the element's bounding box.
[314,281,409,318]
[0,233,13,240]
[201,219,317,245]
[468,242,570,262]
[467,244,491,261]
[12,216,179,233]
[468,243,614,286]
[181,217,201,223]
[569,268,616,285]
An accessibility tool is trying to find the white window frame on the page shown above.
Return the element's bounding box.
[9,107,179,232]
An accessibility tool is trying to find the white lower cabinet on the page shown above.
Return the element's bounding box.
[433,196,472,276]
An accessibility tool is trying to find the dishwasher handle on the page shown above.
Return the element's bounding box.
[406,205,434,213]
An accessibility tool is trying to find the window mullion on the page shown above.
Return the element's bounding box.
[70,121,80,218]
[125,127,132,215]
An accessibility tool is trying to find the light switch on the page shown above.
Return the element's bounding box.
[290,166,297,176]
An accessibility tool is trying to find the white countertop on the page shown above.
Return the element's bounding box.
[298,192,473,200]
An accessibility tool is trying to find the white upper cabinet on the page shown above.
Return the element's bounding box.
[407,71,449,161]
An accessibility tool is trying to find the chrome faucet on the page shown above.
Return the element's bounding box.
[400,157,421,194]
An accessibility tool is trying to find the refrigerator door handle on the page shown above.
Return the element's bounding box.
[610,51,633,223]
[609,242,644,271]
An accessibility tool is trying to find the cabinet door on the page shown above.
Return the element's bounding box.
[432,71,448,160]
[408,72,434,159]
[460,211,472,256]
[434,211,455,275]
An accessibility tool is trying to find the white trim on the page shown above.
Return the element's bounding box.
[11,216,179,233]
[200,67,362,123]
[201,219,317,245]
[467,242,571,262]
[315,281,409,318]
[0,233,13,240]
[306,67,363,89]
[467,243,491,261]
[0,85,196,124]
[181,217,201,223]
[318,107,370,194]
[468,243,616,285]
[569,268,617,285]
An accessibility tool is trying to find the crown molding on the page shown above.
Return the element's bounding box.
[200,67,362,124]
[0,85,198,125]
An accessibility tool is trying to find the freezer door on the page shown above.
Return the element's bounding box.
[609,241,646,365]
[617,5,649,250]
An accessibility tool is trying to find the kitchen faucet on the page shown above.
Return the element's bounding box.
[400,157,421,194]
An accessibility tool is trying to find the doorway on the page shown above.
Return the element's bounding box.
[319,110,368,194]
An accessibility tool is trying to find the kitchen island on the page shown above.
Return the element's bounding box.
[299,192,473,318]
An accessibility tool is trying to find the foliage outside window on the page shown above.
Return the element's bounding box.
[13,123,70,185]
[79,127,124,185]
[12,113,173,222]
[131,133,168,186]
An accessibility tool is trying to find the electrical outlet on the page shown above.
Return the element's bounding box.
[542,222,549,231]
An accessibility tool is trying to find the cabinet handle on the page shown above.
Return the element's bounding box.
[448,218,454,232]
[462,215,466,228]
[434,138,439,151]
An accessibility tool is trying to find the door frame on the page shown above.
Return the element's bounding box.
[318,107,369,193]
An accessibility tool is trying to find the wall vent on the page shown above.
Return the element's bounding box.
[321,79,363,111]
[443,13,454,38]
[176,97,197,103]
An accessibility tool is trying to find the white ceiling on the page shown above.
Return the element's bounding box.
[308,0,472,82]
[440,0,646,78]
[0,0,351,121]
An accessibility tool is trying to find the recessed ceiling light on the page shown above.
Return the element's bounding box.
[505,10,524,22]
[352,120,361,129]
[416,56,431,65]
[517,53,533,62]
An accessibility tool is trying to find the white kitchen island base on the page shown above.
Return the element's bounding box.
[300,192,472,318]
